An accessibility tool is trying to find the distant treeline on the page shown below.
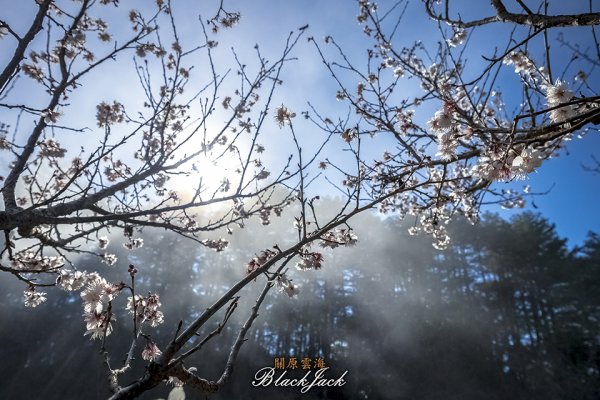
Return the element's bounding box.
[0,210,598,400]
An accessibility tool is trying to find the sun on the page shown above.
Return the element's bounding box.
[171,149,240,202]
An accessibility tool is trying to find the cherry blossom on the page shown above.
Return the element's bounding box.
[23,287,47,308]
[275,274,300,298]
[80,277,121,314]
[141,342,162,361]
[84,310,115,340]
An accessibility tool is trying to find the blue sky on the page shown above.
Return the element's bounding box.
[507,132,600,246]
[219,0,600,246]
[1,0,598,247]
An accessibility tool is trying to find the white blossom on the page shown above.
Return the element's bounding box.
[83,310,114,340]
[11,252,64,271]
[145,309,165,327]
[549,106,576,123]
[142,342,162,361]
[201,238,229,252]
[24,287,47,308]
[295,250,324,271]
[0,135,10,150]
[123,238,144,250]
[427,110,453,133]
[435,132,458,161]
[319,229,358,248]
[43,109,61,124]
[432,227,450,250]
[22,63,44,81]
[545,80,576,123]
[546,79,574,106]
[274,105,295,128]
[408,226,420,236]
[246,250,277,274]
[39,138,66,158]
[503,51,534,74]
[96,101,125,127]
[511,148,543,179]
[126,293,164,326]
[98,236,109,250]
[393,66,404,78]
[447,28,466,47]
[275,274,300,298]
[80,277,120,313]
[103,253,117,266]
[57,269,89,291]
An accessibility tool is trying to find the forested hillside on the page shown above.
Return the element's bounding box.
[1,204,598,400]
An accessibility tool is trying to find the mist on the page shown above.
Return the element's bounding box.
[0,196,598,400]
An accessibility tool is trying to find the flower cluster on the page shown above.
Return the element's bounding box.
[428,107,458,161]
[153,173,168,189]
[38,138,66,158]
[447,28,466,47]
[126,293,164,327]
[104,159,131,182]
[136,131,177,162]
[295,248,324,271]
[123,238,144,250]
[84,309,115,340]
[275,274,300,298]
[96,101,125,127]
[102,253,118,266]
[232,200,249,219]
[57,269,99,291]
[218,12,241,29]
[393,66,405,78]
[60,27,88,59]
[349,0,596,252]
[0,134,10,150]
[511,148,543,179]
[135,42,165,58]
[409,212,451,250]
[142,342,162,361]
[259,208,272,226]
[246,249,277,274]
[260,206,283,226]
[341,128,358,143]
[81,276,123,339]
[431,225,451,250]
[319,229,358,248]
[99,236,109,250]
[545,80,576,123]
[43,109,61,124]
[274,105,295,128]
[501,190,526,209]
[81,276,122,314]
[471,151,511,182]
[256,169,270,180]
[503,51,535,74]
[472,145,545,182]
[11,252,64,271]
[201,238,229,252]
[24,287,47,308]
[22,63,44,82]
[174,215,197,231]
[219,178,231,192]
